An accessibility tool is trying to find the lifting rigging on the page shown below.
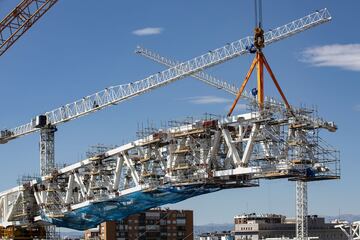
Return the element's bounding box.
[227,0,291,115]
[228,2,310,238]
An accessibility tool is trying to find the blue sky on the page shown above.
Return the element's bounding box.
[0,0,359,225]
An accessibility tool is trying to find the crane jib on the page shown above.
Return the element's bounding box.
[0,8,331,143]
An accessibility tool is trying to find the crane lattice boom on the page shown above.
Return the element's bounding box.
[0,8,331,144]
[135,46,252,99]
[0,0,58,57]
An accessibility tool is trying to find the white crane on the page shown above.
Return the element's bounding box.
[0,8,331,178]
[135,46,252,100]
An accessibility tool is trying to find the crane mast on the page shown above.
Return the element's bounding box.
[0,0,58,57]
[0,8,331,178]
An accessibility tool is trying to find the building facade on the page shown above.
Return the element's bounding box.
[84,208,193,240]
[84,228,100,240]
[233,213,346,240]
[199,231,234,240]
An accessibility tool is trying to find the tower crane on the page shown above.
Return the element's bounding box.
[137,2,331,239]
[134,46,253,101]
[0,0,58,57]
[0,8,331,180]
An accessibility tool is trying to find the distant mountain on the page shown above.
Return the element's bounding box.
[59,230,83,239]
[194,223,233,236]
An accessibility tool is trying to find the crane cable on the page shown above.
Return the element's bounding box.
[254,0,263,28]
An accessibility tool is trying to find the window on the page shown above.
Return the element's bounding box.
[176,218,186,225]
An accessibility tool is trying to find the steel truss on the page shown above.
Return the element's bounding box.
[0,0,59,56]
[296,181,308,240]
[336,222,360,240]
[0,101,339,230]
[40,126,57,176]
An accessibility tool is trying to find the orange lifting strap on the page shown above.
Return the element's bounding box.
[227,51,292,117]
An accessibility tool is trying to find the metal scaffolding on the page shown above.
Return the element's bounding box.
[0,101,340,230]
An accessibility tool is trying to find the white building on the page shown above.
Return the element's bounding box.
[199,231,234,240]
[233,213,346,240]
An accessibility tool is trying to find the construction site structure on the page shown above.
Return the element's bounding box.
[0,5,339,240]
[0,225,46,239]
[136,5,333,239]
[0,8,332,177]
[137,48,318,240]
[86,144,119,159]
[336,222,360,240]
[0,98,340,230]
[296,181,308,239]
[0,0,60,237]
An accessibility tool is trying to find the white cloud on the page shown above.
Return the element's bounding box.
[132,27,163,36]
[301,44,360,71]
[185,96,232,104]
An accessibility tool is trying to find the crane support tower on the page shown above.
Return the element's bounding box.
[296,181,308,239]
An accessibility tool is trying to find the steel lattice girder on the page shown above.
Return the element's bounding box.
[0,107,339,230]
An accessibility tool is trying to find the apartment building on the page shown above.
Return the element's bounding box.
[84,208,193,240]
